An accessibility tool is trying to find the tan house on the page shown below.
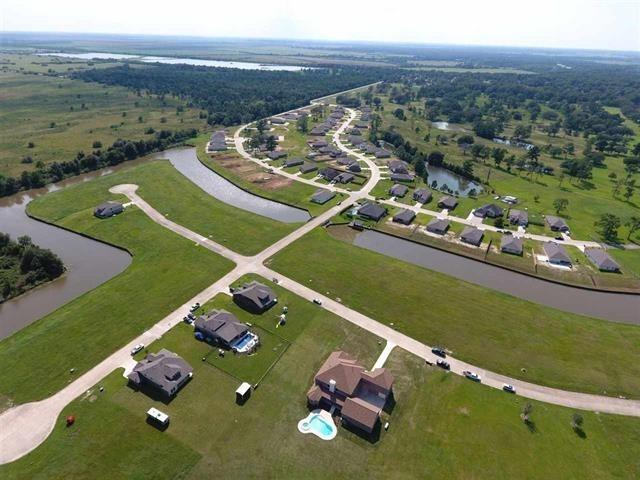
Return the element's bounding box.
[307,351,394,434]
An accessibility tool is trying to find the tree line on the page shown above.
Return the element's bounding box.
[0,234,64,302]
[0,128,197,198]
[73,64,393,127]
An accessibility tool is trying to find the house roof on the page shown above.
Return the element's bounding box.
[387,159,408,174]
[427,217,450,232]
[545,215,568,230]
[361,368,395,390]
[127,349,192,396]
[233,281,276,311]
[195,309,247,344]
[438,196,458,209]
[335,172,355,184]
[315,351,364,396]
[413,188,432,203]
[320,168,341,181]
[389,184,408,197]
[585,248,620,271]
[311,189,336,204]
[508,209,528,224]
[390,173,415,183]
[358,202,387,221]
[461,226,484,245]
[342,397,379,429]
[300,163,318,173]
[393,209,416,224]
[95,201,122,212]
[474,203,504,218]
[500,235,523,254]
[543,242,571,263]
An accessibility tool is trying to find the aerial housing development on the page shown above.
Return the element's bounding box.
[0,18,639,480]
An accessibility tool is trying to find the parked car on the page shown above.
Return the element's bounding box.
[312,298,322,305]
[436,360,450,370]
[431,346,446,358]
[130,343,145,356]
[555,235,564,241]
[190,303,201,312]
[463,370,481,382]
[503,384,516,393]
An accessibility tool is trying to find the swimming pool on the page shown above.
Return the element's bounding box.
[231,332,259,354]
[297,410,337,440]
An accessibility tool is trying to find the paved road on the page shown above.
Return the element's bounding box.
[2,98,639,465]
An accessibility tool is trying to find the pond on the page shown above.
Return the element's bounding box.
[159,148,311,223]
[431,121,467,132]
[38,52,311,71]
[425,164,483,197]
[352,229,640,324]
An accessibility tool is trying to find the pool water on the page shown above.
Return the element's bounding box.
[233,333,254,350]
[309,415,334,436]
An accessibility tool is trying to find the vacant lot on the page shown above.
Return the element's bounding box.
[268,228,640,398]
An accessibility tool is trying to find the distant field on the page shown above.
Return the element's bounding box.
[0,54,204,177]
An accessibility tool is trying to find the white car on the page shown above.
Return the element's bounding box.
[130,343,145,356]
[463,370,481,382]
[503,384,516,393]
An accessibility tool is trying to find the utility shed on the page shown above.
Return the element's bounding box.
[236,382,252,405]
[147,407,169,426]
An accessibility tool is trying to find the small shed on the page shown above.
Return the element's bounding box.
[236,382,252,405]
[147,407,170,426]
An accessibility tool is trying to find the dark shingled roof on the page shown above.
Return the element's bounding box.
[413,188,432,203]
[543,242,572,264]
[233,281,277,313]
[500,235,523,255]
[460,226,484,246]
[437,196,458,209]
[508,209,529,226]
[195,309,247,344]
[127,349,192,397]
[426,217,450,234]
[299,163,318,174]
[311,189,336,205]
[545,215,569,231]
[358,202,387,221]
[585,248,620,271]
[474,203,504,218]
[389,184,408,197]
[393,209,416,225]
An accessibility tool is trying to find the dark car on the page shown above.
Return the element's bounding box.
[431,346,446,358]
[436,360,450,370]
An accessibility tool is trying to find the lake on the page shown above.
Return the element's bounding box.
[38,52,311,71]
[426,164,483,196]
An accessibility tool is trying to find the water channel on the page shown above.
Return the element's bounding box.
[353,229,640,324]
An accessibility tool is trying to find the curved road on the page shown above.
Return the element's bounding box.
[1,100,638,465]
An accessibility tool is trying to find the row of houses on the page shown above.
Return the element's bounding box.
[310,106,346,136]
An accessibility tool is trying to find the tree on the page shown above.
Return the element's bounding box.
[526,145,541,163]
[393,108,406,121]
[427,151,445,166]
[494,216,504,228]
[505,154,515,172]
[462,159,474,178]
[624,178,636,202]
[553,198,569,215]
[514,124,532,140]
[492,147,506,168]
[625,216,640,240]
[256,119,267,134]
[571,413,584,431]
[594,214,621,242]
[297,115,308,134]
[265,135,277,152]
[612,178,624,197]
[521,403,533,423]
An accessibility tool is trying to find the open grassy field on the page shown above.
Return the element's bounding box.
[0,53,204,177]
[268,227,640,398]
[31,159,297,255]
[0,156,314,403]
[3,325,639,479]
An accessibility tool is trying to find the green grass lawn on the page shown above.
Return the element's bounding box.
[0,54,205,177]
[267,228,640,398]
[4,333,640,479]
[30,159,297,256]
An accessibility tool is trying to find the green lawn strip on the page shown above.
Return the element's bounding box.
[31,159,296,255]
[0,371,201,480]
[268,228,640,397]
[4,344,640,478]
[196,135,342,216]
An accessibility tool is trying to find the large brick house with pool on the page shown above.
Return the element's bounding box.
[307,351,394,434]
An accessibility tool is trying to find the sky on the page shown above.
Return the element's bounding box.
[1,0,639,52]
